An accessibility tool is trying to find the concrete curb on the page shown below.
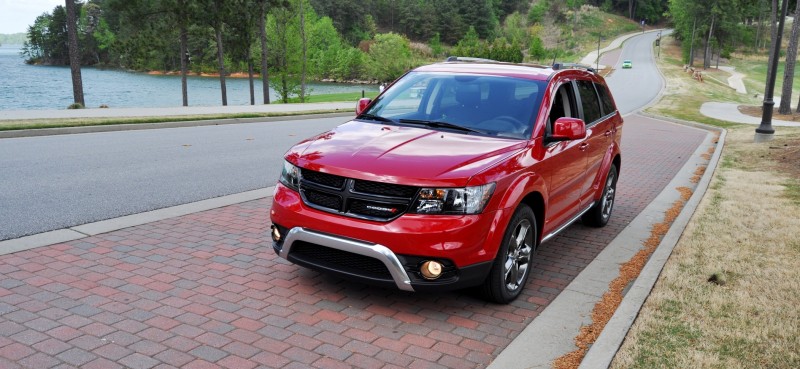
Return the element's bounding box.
[578,121,725,369]
[487,117,718,369]
[0,112,354,139]
[0,187,274,256]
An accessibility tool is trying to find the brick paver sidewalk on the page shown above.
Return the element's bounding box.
[0,115,708,369]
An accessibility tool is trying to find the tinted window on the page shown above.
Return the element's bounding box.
[595,83,616,116]
[364,72,546,140]
[576,80,602,124]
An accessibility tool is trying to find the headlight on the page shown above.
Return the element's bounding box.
[279,161,300,191]
[410,183,495,215]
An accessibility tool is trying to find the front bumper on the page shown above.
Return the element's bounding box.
[270,183,503,291]
[277,227,415,291]
[272,226,493,292]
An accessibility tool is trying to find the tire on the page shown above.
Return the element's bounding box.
[481,204,537,304]
[582,164,618,227]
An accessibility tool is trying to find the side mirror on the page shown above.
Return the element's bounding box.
[356,98,372,115]
[551,117,587,141]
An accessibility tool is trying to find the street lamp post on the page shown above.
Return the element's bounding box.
[755,0,790,142]
[656,32,661,58]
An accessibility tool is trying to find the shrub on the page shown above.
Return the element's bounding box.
[368,33,412,82]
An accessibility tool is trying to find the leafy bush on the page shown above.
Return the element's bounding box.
[528,1,549,24]
[334,48,367,80]
[368,33,412,82]
[452,28,524,63]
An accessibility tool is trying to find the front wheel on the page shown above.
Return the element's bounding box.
[582,164,618,227]
[481,204,537,304]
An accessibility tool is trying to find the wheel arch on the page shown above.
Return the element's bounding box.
[519,191,545,246]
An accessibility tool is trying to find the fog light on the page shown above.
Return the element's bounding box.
[420,261,443,280]
[271,225,282,242]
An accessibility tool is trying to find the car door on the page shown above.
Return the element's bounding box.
[575,79,613,207]
[542,80,589,232]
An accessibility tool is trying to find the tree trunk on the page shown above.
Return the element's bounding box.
[248,47,255,106]
[260,1,270,104]
[756,10,763,51]
[179,26,189,107]
[300,0,307,102]
[215,24,228,106]
[689,17,697,67]
[629,0,634,19]
[65,0,85,106]
[783,1,800,113]
[179,0,188,107]
[703,14,716,69]
[766,0,778,89]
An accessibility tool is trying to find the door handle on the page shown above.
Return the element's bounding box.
[579,143,589,151]
[604,130,613,137]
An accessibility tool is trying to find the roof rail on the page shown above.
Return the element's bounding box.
[445,56,499,63]
[552,62,596,74]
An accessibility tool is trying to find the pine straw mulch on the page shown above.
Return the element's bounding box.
[552,187,695,369]
[738,104,800,122]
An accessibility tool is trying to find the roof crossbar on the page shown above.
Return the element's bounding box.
[552,62,597,74]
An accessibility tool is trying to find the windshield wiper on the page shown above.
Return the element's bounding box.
[398,119,485,134]
[356,113,395,123]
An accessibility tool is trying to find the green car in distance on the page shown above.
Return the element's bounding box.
[622,60,632,69]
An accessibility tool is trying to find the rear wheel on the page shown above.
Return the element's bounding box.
[582,164,618,227]
[481,204,536,304]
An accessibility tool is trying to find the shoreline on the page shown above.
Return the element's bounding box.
[144,69,379,85]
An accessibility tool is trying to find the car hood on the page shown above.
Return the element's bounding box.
[287,120,527,187]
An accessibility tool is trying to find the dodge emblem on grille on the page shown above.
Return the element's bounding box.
[366,205,398,213]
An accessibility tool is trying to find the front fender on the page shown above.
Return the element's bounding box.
[479,171,548,258]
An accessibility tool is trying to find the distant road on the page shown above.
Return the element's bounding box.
[605,30,667,115]
[0,117,346,240]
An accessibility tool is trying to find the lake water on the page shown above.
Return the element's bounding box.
[0,44,377,110]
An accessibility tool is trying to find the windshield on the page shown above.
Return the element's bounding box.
[362,72,545,139]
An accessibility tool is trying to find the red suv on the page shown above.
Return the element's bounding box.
[270,59,623,303]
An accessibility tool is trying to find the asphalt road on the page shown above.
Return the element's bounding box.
[0,117,345,240]
[606,31,665,115]
[0,31,665,241]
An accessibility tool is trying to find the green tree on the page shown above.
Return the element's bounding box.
[368,33,411,82]
[435,0,467,44]
[227,0,261,105]
[208,0,230,105]
[267,1,303,102]
[23,5,70,65]
[429,32,443,57]
[527,0,548,24]
[459,0,498,39]
[258,0,272,104]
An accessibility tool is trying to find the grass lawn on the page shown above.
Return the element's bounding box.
[287,91,377,103]
[0,110,350,132]
[610,35,800,369]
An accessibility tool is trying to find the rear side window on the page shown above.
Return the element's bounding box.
[595,83,616,116]
[576,80,602,124]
